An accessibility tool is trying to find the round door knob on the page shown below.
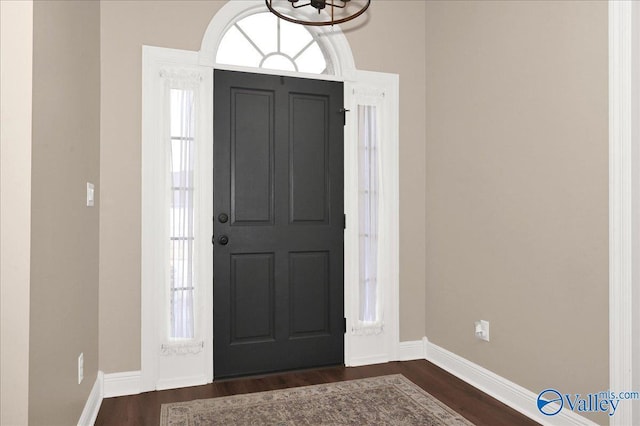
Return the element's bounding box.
[218,235,229,245]
[218,213,229,223]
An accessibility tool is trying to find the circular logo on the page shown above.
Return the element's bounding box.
[537,389,563,416]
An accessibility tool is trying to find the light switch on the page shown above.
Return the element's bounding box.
[474,320,490,342]
[86,182,95,207]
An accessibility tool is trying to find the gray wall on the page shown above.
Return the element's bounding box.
[342,1,427,342]
[29,1,101,424]
[424,1,608,423]
[99,0,228,374]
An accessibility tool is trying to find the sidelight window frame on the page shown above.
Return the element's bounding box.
[344,71,400,364]
[142,48,214,390]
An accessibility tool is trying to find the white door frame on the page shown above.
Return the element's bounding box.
[141,0,400,391]
[609,1,638,425]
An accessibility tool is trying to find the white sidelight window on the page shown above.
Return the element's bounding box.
[143,47,213,389]
[168,87,196,339]
[344,72,399,366]
[358,105,379,323]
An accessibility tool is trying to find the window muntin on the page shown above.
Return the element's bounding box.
[216,12,327,74]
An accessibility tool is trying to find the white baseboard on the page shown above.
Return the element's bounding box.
[78,371,103,426]
[349,339,425,366]
[347,354,390,367]
[397,340,425,361]
[156,375,209,391]
[103,370,142,398]
[423,337,597,426]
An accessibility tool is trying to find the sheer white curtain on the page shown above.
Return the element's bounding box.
[358,105,380,325]
[168,86,196,339]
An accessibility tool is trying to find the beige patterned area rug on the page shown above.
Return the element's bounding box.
[160,374,475,425]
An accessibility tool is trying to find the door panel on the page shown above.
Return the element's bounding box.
[230,88,274,225]
[230,253,275,344]
[289,94,330,224]
[289,251,330,337]
[214,70,344,378]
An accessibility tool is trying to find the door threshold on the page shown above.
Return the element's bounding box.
[213,363,346,382]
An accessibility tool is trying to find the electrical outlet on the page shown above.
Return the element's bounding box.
[474,320,490,342]
[78,353,84,384]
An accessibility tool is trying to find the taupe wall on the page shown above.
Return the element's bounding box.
[0,1,33,424]
[99,3,609,423]
[99,0,227,374]
[30,1,101,424]
[99,0,427,373]
[2,0,613,423]
[343,1,427,342]
[424,1,608,423]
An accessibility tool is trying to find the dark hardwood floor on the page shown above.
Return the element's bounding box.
[95,360,539,425]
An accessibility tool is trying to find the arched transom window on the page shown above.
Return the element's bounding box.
[216,12,328,74]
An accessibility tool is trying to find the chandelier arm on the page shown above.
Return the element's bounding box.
[329,1,347,9]
[264,0,371,27]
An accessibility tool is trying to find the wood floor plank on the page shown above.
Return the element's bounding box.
[95,360,540,426]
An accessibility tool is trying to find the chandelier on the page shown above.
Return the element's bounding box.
[265,0,371,26]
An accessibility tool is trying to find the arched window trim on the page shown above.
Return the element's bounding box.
[199,1,355,79]
[216,12,330,75]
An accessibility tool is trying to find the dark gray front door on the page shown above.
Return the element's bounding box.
[213,70,344,378]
